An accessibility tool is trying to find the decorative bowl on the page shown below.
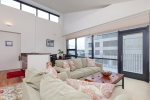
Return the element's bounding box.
[101,71,112,77]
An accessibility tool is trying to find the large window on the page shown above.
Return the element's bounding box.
[22,4,36,15]
[94,32,118,72]
[1,0,20,9]
[67,39,76,57]
[66,32,118,73]
[77,36,92,57]
[37,10,49,20]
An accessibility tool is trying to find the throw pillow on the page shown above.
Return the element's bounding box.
[79,85,100,100]
[72,58,83,69]
[68,60,76,71]
[46,65,58,78]
[81,58,88,67]
[67,79,115,99]
[62,60,70,71]
[87,58,96,67]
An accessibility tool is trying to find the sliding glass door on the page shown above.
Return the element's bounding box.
[118,27,149,82]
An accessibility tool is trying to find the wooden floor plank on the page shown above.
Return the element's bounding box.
[0,70,23,87]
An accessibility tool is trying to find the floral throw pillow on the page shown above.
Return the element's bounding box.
[46,66,58,78]
[68,60,76,71]
[87,58,96,67]
[66,79,115,99]
[62,60,70,71]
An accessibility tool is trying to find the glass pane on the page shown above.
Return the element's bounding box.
[123,33,143,74]
[22,4,36,15]
[68,50,75,55]
[94,32,118,72]
[103,59,118,73]
[77,36,92,57]
[37,10,49,20]
[1,0,20,9]
[50,14,59,23]
[95,59,103,64]
[94,35,102,58]
[68,39,75,49]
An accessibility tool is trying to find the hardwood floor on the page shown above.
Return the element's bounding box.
[0,71,23,87]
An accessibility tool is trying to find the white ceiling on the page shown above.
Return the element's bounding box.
[31,0,132,13]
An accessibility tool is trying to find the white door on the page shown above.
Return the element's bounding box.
[0,31,21,71]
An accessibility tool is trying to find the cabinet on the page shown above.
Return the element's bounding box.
[21,53,51,70]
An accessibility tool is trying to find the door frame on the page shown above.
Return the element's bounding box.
[118,26,149,82]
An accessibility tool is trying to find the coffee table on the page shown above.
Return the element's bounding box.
[85,72,124,89]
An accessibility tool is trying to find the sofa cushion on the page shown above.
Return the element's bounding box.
[40,74,91,100]
[62,60,70,71]
[86,67,102,73]
[70,67,101,79]
[55,60,65,68]
[81,58,88,67]
[87,58,96,67]
[72,58,83,69]
[68,60,76,71]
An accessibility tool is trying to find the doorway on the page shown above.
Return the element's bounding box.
[118,26,149,82]
[0,31,21,71]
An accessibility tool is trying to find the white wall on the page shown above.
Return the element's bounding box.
[36,18,65,53]
[0,4,65,54]
[63,0,150,34]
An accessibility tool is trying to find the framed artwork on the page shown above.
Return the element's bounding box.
[46,39,54,47]
[5,41,13,47]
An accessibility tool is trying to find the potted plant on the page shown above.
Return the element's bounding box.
[58,49,64,59]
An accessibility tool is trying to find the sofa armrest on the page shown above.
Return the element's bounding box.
[95,63,103,71]
[22,81,40,100]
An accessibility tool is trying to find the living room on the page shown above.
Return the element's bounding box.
[0,0,150,100]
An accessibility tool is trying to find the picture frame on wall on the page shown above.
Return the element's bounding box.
[5,41,13,47]
[46,39,54,47]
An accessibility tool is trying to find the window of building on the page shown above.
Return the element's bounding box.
[50,14,59,23]
[1,0,20,9]
[88,43,92,48]
[88,50,92,55]
[22,4,36,15]
[37,10,49,20]
[95,42,100,47]
[95,50,100,55]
